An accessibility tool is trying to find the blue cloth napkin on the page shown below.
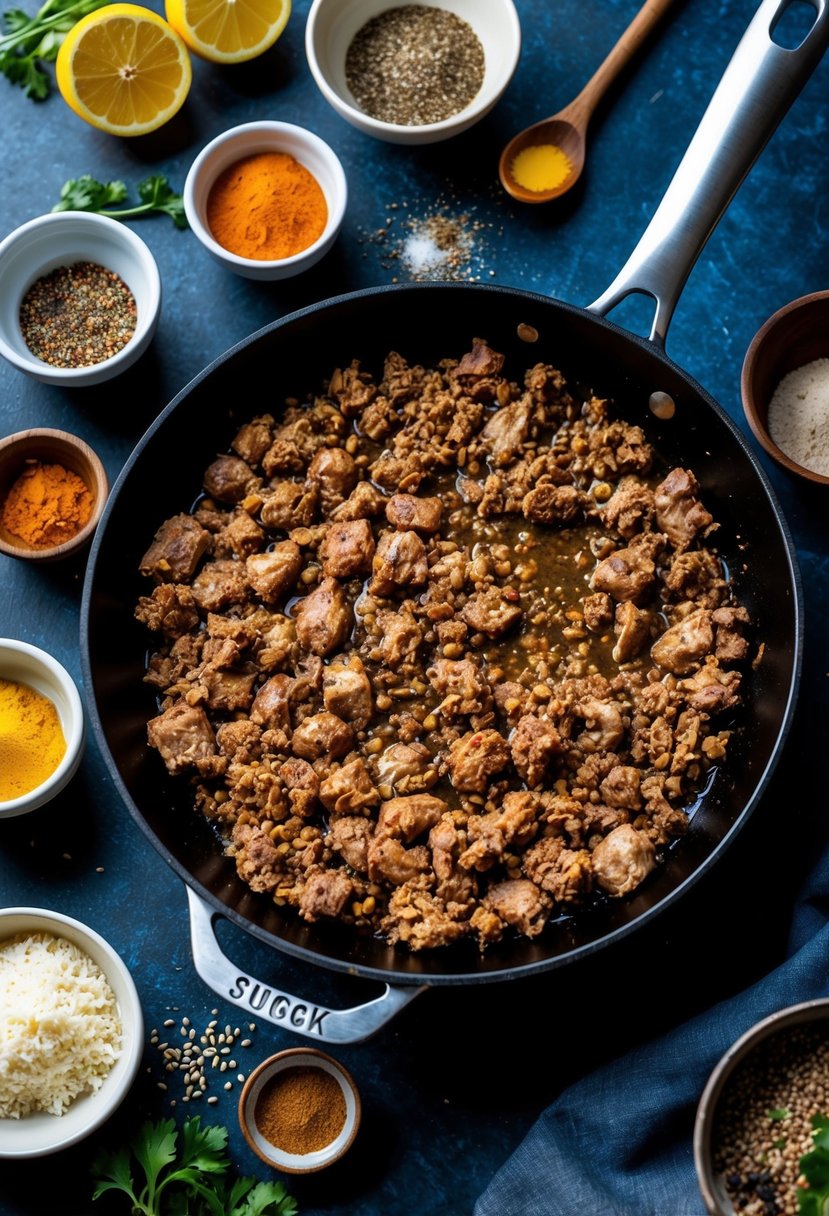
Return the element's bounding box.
[475,902,829,1216]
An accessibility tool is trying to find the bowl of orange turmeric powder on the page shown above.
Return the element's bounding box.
[184,121,347,280]
[0,428,109,564]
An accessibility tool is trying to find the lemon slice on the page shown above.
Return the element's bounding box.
[164,0,290,64]
[56,3,192,137]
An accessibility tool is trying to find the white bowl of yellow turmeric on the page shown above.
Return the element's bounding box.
[0,639,85,818]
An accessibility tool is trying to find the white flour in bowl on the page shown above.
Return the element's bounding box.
[767,356,829,477]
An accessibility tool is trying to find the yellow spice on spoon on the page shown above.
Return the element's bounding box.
[511,143,573,192]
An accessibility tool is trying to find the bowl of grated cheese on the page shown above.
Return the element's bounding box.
[0,907,143,1158]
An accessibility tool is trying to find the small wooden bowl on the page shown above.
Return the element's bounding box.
[0,428,108,562]
[741,289,829,486]
[238,1047,361,1174]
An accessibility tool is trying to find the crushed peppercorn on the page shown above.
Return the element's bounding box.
[345,5,485,126]
[19,261,137,369]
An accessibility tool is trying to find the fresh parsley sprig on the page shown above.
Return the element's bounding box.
[798,1115,829,1215]
[0,0,109,99]
[91,1117,298,1216]
[52,174,187,228]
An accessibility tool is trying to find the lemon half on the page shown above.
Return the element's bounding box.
[56,3,192,137]
[164,0,290,64]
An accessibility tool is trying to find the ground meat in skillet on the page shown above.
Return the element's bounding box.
[136,340,752,952]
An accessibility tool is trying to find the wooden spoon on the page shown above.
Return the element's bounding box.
[499,0,676,204]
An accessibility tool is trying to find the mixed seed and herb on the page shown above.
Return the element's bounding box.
[713,1023,829,1215]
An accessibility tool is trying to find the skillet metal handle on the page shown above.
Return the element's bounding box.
[186,887,426,1044]
[589,0,829,344]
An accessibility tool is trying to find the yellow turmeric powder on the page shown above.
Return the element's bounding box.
[0,678,66,800]
[206,151,328,261]
[510,143,573,193]
[1,461,93,549]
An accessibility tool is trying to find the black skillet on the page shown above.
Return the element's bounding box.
[81,0,825,1042]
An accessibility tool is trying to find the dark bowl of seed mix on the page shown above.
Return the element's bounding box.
[0,211,161,387]
[695,1000,829,1215]
[305,0,521,144]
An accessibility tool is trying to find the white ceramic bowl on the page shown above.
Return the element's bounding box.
[0,907,143,1159]
[238,1047,361,1173]
[0,639,85,817]
[0,211,161,387]
[305,0,521,144]
[184,121,348,281]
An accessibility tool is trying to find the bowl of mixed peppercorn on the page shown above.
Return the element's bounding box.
[695,999,829,1215]
[305,0,521,144]
[0,210,161,386]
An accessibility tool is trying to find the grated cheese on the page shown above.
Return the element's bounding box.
[0,930,123,1119]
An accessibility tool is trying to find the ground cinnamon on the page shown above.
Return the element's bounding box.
[206,151,328,261]
[254,1065,346,1154]
[1,460,92,549]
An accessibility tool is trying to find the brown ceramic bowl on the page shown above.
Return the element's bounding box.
[694,998,829,1215]
[741,289,829,486]
[238,1046,361,1174]
[0,428,108,562]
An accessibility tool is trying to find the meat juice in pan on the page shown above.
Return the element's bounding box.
[134,339,751,953]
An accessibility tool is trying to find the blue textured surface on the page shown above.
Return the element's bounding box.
[1,2,829,1213]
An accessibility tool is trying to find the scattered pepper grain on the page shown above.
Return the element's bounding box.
[19,261,136,369]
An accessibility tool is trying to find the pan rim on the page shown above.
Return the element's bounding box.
[79,280,804,986]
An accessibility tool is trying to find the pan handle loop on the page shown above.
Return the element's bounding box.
[186,887,427,1044]
[588,0,829,346]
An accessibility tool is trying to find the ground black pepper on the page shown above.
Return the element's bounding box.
[345,4,485,126]
[19,261,137,369]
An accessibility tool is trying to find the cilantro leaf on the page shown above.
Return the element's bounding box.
[136,174,188,228]
[798,1114,829,1214]
[91,1116,298,1216]
[767,1107,791,1121]
[0,0,111,98]
[51,173,187,228]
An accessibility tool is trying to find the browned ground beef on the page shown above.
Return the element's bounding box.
[135,339,750,952]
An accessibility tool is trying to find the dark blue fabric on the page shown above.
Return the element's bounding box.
[474,846,829,1216]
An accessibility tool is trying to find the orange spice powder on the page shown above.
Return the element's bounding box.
[1,460,92,549]
[206,151,328,261]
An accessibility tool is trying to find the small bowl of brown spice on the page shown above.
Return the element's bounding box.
[695,999,829,1215]
[0,427,109,562]
[238,1047,361,1174]
[0,210,161,387]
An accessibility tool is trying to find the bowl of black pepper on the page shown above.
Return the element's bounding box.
[305,0,521,144]
[694,999,829,1215]
[238,1047,361,1174]
[0,210,161,387]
